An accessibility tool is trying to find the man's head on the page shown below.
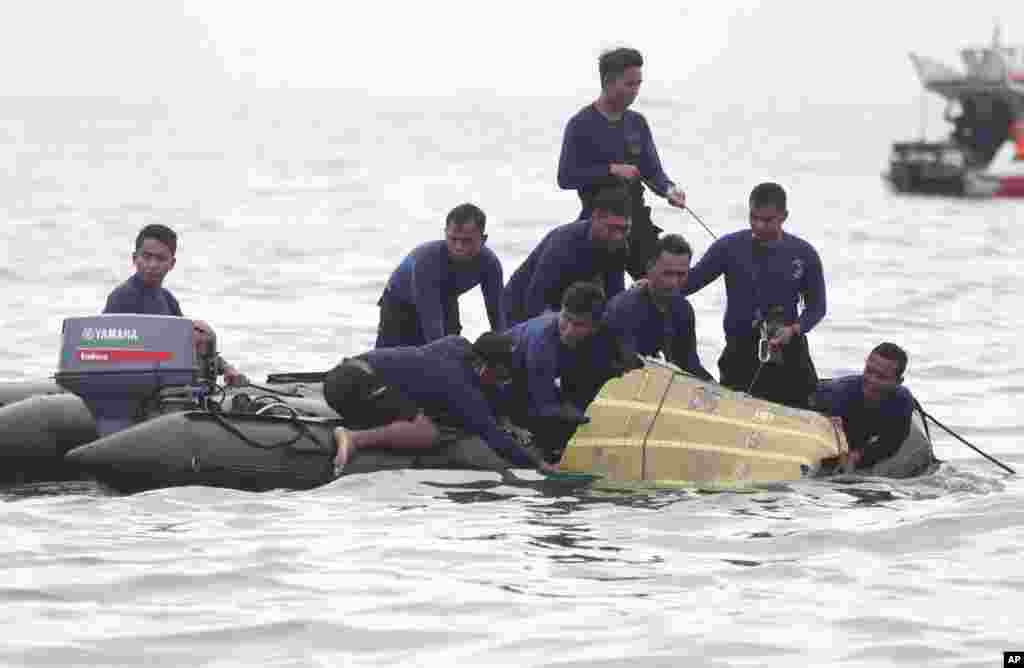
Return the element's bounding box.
[445,203,487,263]
[863,342,907,403]
[598,47,643,111]
[588,185,631,253]
[471,332,517,386]
[646,234,693,302]
[133,224,177,288]
[748,182,788,243]
[558,282,606,348]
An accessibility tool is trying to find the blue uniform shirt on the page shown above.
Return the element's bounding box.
[684,230,826,337]
[557,105,674,218]
[503,219,626,325]
[359,336,533,467]
[502,312,615,422]
[103,273,183,316]
[382,240,505,342]
[823,375,914,468]
[604,286,713,381]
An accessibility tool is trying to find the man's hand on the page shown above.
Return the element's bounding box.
[222,365,248,387]
[666,186,687,209]
[610,163,641,180]
[768,324,799,351]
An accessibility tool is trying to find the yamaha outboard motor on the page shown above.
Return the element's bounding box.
[55,315,198,436]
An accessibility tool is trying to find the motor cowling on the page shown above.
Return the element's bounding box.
[55,315,198,436]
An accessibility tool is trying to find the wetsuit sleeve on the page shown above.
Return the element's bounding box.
[637,117,673,196]
[603,292,638,357]
[410,247,446,342]
[674,302,714,382]
[557,115,613,190]
[524,239,573,319]
[797,245,826,335]
[454,389,536,467]
[606,268,626,301]
[858,394,913,468]
[167,292,183,317]
[682,238,727,296]
[525,333,564,419]
[480,252,506,332]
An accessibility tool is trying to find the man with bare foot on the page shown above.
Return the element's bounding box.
[323,333,553,476]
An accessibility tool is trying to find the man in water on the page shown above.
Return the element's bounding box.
[103,224,247,386]
[376,203,505,348]
[503,185,630,326]
[683,183,825,407]
[325,332,551,474]
[557,46,688,279]
[604,234,713,381]
[818,343,914,471]
[500,282,626,462]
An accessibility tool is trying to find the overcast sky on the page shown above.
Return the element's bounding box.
[0,1,1021,105]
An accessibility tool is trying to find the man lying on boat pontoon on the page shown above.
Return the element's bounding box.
[326,333,553,475]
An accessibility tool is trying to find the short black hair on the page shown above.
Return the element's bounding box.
[871,342,908,376]
[749,182,787,211]
[561,281,606,320]
[653,234,692,261]
[446,203,486,232]
[590,184,631,218]
[134,224,177,255]
[599,47,643,87]
[472,332,517,368]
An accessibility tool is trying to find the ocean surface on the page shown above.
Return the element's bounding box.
[0,91,1021,667]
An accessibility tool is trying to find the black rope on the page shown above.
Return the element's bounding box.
[684,206,718,241]
[192,411,334,454]
[641,369,677,481]
[240,382,305,397]
[915,403,1015,475]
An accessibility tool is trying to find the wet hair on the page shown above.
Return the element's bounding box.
[561,281,606,321]
[749,182,788,211]
[653,234,692,261]
[590,184,631,218]
[871,342,908,377]
[134,224,178,255]
[446,203,487,232]
[599,47,643,87]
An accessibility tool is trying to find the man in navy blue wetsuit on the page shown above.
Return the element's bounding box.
[503,185,630,326]
[557,47,688,280]
[605,234,713,382]
[819,343,915,471]
[324,333,552,474]
[103,224,247,386]
[684,183,825,407]
[376,203,504,348]
[501,282,625,462]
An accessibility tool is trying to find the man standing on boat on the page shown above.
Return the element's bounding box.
[683,183,825,408]
[816,343,915,471]
[604,234,714,381]
[503,185,630,326]
[326,333,553,474]
[376,203,504,349]
[557,46,688,280]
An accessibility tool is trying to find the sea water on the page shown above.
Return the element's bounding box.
[0,91,1021,667]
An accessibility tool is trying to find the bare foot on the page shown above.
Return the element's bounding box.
[333,427,353,477]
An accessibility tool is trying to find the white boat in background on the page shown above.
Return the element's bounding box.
[886,27,1024,197]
